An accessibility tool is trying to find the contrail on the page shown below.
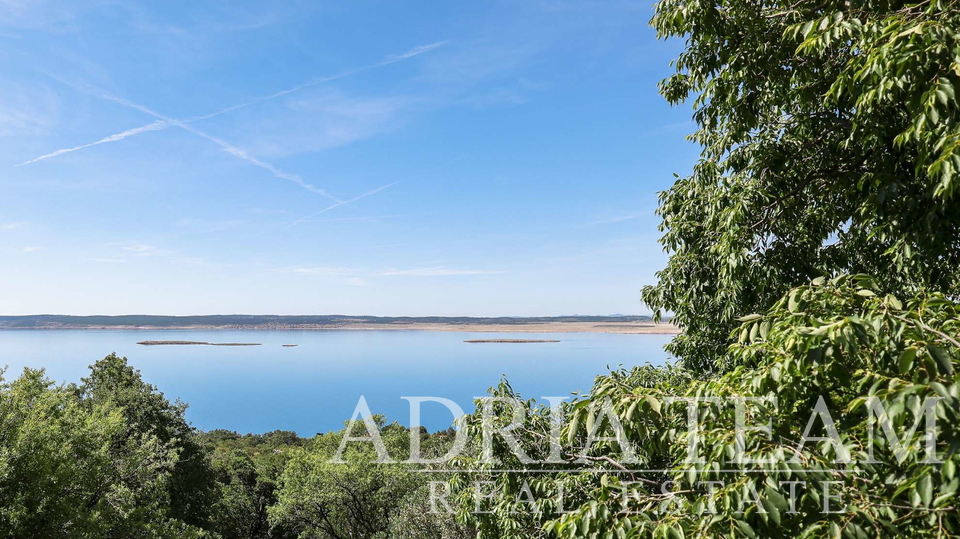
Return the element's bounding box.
[288,182,398,227]
[18,41,449,167]
[36,71,344,201]
[379,41,449,62]
[95,89,344,202]
[189,40,450,122]
[16,120,169,166]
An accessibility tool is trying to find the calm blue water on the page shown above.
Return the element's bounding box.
[0,330,671,435]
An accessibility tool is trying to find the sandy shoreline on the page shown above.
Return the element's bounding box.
[2,321,680,335]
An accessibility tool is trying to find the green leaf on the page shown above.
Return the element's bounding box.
[763,486,788,512]
[898,347,917,375]
[644,395,662,415]
[927,345,955,376]
[919,474,933,507]
[625,400,639,422]
[735,519,757,538]
[788,290,800,312]
[761,500,782,526]
[567,413,580,445]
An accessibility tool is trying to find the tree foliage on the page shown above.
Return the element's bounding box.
[0,356,467,539]
[451,277,960,538]
[642,0,960,373]
[270,417,468,539]
[80,353,219,529]
[210,448,293,539]
[0,358,210,538]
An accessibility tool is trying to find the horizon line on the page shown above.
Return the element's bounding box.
[0,313,657,319]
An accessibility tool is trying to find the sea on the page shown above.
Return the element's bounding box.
[0,329,672,435]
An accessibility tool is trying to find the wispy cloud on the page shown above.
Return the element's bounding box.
[0,83,59,137]
[20,41,450,168]
[22,246,41,252]
[114,241,173,257]
[16,120,168,166]
[460,88,525,109]
[376,266,505,277]
[281,267,370,286]
[585,212,646,225]
[252,92,412,157]
[174,217,246,235]
[279,263,502,279]
[0,221,24,230]
[282,266,354,276]
[99,241,218,266]
[382,41,449,62]
[0,0,87,31]
[202,41,447,119]
[42,75,343,202]
[288,182,398,227]
[295,214,402,224]
[642,120,697,138]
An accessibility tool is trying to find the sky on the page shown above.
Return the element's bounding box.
[0,0,698,317]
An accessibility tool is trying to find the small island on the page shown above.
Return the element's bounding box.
[282,344,298,347]
[464,339,560,344]
[137,340,262,346]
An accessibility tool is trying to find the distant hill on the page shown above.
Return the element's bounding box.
[0,314,656,329]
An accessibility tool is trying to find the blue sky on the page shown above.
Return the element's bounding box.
[0,0,697,316]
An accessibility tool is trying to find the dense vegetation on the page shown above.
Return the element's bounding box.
[640,0,960,374]
[3,0,960,537]
[451,278,960,537]
[0,356,469,538]
[441,0,960,536]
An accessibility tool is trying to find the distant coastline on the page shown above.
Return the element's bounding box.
[464,339,561,343]
[0,315,679,335]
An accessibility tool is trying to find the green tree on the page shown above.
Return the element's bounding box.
[269,417,424,539]
[211,449,293,539]
[448,371,690,539]
[551,277,960,537]
[450,278,960,537]
[389,486,474,539]
[0,367,206,538]
[80,353,218,528]
[641,0,960,373]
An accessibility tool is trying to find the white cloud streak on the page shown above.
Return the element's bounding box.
[16,120,168,166]
[47,76,343,202]
[191,41,448,121]
[586,212,646,225]
[116,241,173,256]
[376,267,505,277]
[279,264,502,282]
[284,266,354,276]
[287,182,398,227]
[381,41,449,62]
[19,41,450,168]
